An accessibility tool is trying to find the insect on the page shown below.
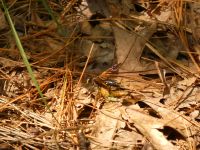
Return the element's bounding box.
[93,77,121,89]
[93,63,122,89]
[104,79,120,87]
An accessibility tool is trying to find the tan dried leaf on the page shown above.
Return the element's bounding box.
[114,23,157,72]
[122,107,177,150]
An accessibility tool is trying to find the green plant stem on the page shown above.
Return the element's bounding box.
[1,0,58,123]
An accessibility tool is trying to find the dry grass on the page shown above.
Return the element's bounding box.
[0,0,200,149]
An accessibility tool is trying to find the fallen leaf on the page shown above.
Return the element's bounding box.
[91,102,125,149]
[114,22,157,72]
[122,107,178,150]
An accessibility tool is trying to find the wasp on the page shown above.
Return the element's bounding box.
[93,77,121,89]
[104,79,121,87]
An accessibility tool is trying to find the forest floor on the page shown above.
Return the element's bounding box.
[0,0,200,150]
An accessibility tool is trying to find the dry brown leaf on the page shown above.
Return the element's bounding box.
[86,0,110,17]
[91,102,125,149]
[0,57,23,68]
[189,2,200,44]
[121,107,178,150]
[114,23,157,72]
[154,7,172,22]
[166,77,197,106]
[113,128,143,149]
[143,100,199,137]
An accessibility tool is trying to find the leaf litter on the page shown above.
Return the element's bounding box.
[0,0,200,149]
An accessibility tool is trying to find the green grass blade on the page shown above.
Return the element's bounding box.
[1,1,58,124]
[1,0,44,98]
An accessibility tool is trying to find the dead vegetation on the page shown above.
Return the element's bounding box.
[0,0,200,149]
